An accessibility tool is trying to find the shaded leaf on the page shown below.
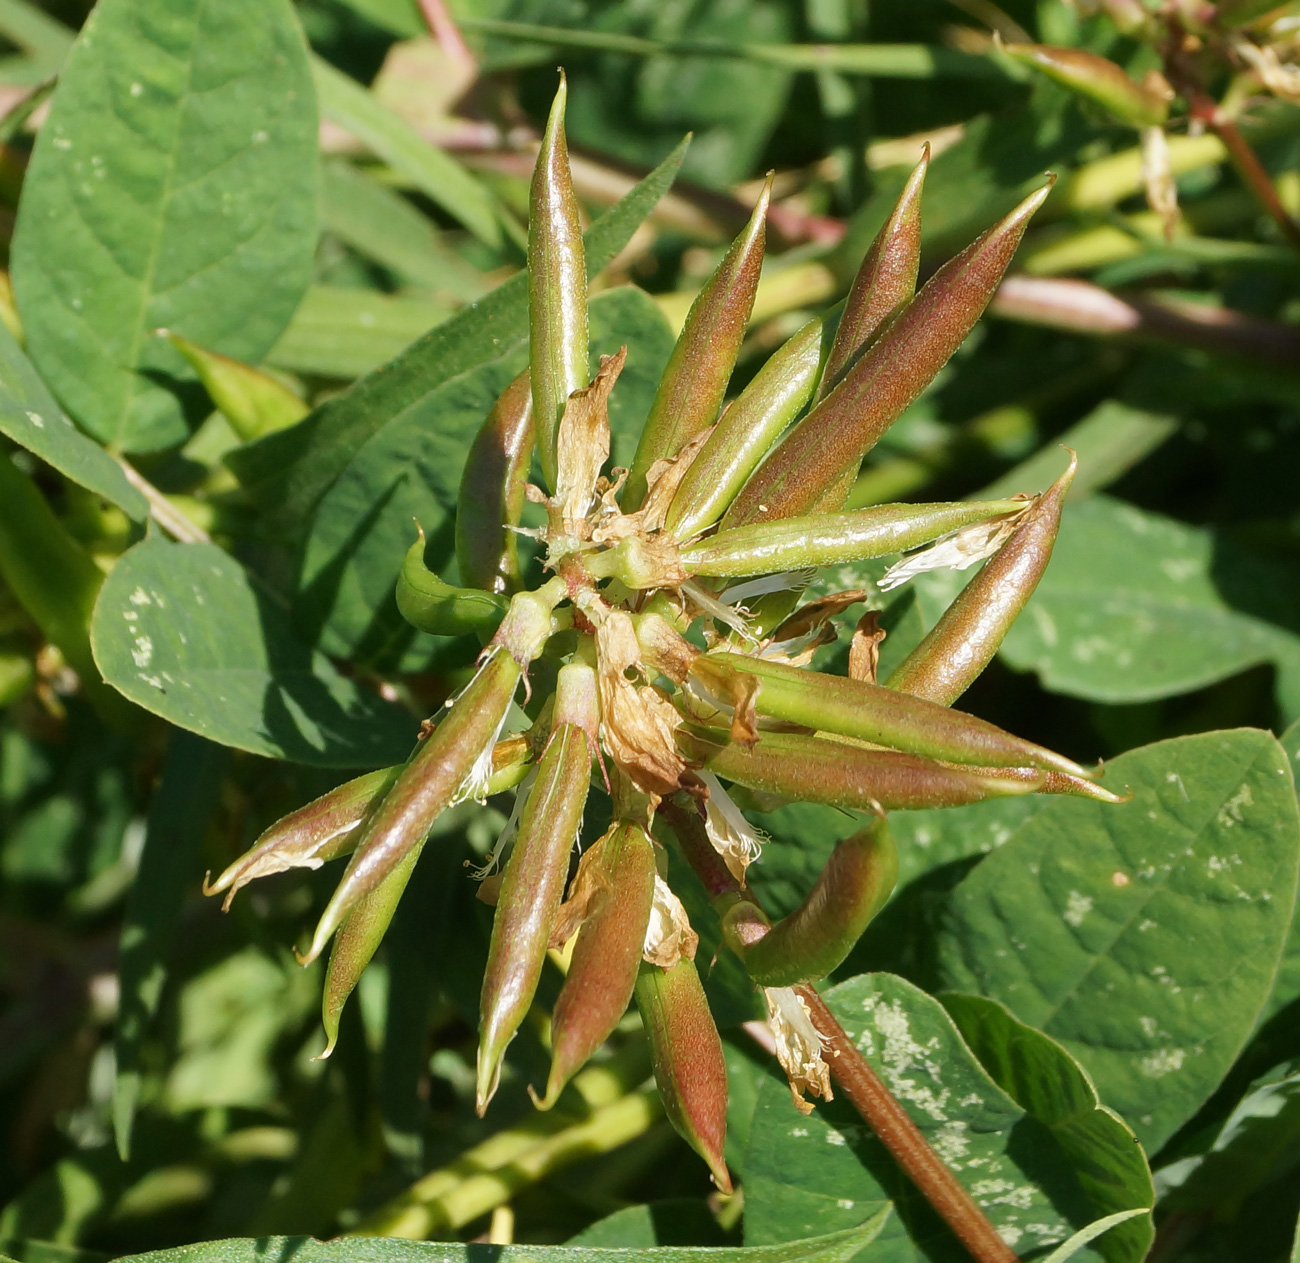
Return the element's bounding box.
[11,0,319,452]
[90,534,415,765]
[935,730,1300,1152]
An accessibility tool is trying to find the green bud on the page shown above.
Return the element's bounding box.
[397,529,508,639]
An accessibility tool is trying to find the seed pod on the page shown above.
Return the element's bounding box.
[397,530,508,639]
[163,331,307,441]
[456,370,534,595]
[205,766,401,910]
[664,315,825,541]
[530,73,588,490]
[818,149,928,400]
[635,959,732,1192]
[977,764,1130,804]
[692,651,1089,778]
[886,452,1075,706]
[625,176,773,511]
[735,815,897,986]
[320,839,424,1059]
[477,671,594,1113]
[540,821,657,1108]
[1001,43,1170,128]
[725,181,1053,527]
[677,727,1045,811]
[302,649,522,964]
[682,499,1026,578]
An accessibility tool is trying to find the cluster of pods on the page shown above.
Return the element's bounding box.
[206,77,1123,1192]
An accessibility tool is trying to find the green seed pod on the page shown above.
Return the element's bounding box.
[691,652,1090,777]
[540,820,657,1108]
[625,176,773,511]
[205,766,401,910]
[725,181,1053,528]
[886,452,1075,706]
[477,669,595,1113]
[303,649,522,963]
[397,529,509,639]
[734,815,897,986]
[682,499,1026,578]
[530,72,589,491]
[677,727,1045,811]
[163,331,307,441]
[1001,43,1170,128]
[819,149,928,401]
[320,838,424,1059]
[664,315,825,541]
[635,958,732,1193]
[457,369,534,595]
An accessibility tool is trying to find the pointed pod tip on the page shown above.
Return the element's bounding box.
[475,1045,503,1117]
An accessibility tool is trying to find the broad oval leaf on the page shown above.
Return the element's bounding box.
[934,729,1300,1152]
[90,534,415,766]
[11,0,319,452]
[744,972,1127,1262]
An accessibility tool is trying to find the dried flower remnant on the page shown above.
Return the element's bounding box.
[765,986,834,1114]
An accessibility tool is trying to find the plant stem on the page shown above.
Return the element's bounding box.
[795,986,1019,1263]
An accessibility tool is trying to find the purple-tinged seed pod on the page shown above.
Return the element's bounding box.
[1002,43,1170,128]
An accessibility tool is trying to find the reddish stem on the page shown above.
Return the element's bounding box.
[417,0,476,71]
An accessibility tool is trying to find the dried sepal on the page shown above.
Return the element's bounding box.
[700,770,767,884]
[764,986,833,1114]
[643,875,699,968]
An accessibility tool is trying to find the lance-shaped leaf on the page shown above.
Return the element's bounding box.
[624,176,773,511]
[541,821,657,1108]
[204,766,400,910]
[736,814,898,987]
[530,74,588,491]
[678,727,1045,812]
[693,652,1090,777]
[682,498,1026,578]
[725,181,1053,527]
[456,369,534,595]
[635,958,732,1193]
[887,452,1075,705]
[321,838,424,1059]
[396,530,508,639]
[664,315,824,541]
[477,671,594,1113]
[818,149,928,400]
[303,648,521,963]
[1002,43,1170,127]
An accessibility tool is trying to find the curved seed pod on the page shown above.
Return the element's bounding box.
[303,649,522,963]
[664,315,825,541]
[682,499,1026,578]
[677,727,1045,811]
[735,815,897,987]
[540,821,657,1108]
[530,73,589,490]
[692,651,1090,778]
[205,766,401,910]
[1001,43,1170,128]
[724,181,1054,528]
[635,959,732,1192]
[397,530,508,638]
[886,452,1075,705]
[456,370,534,595]
[477,670,595,1113]
[625,176,774,511]
[818,149,928,401]
[320,838,424,1059]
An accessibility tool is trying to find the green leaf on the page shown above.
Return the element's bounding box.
[89,534,415,765]
[0,1240,105,1263]
[267,285,456,381]
[108,1219,889,1263]
[939,994,1154,1262]
[992,496,1300,715]
[113,730,226,1159]
[744,973,1118,1261]
[1264,717,1300,1025]
[329,0,422,37]
[567,1200,732,1247]
[1037,1212,1153,1263]
[225,136,688,541]
[0,319,147,520]
[0,0,73,70]
[311,54,499,248]
[295,285,674,671]
[934,730,1300,1152]
[10,0,319,453]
